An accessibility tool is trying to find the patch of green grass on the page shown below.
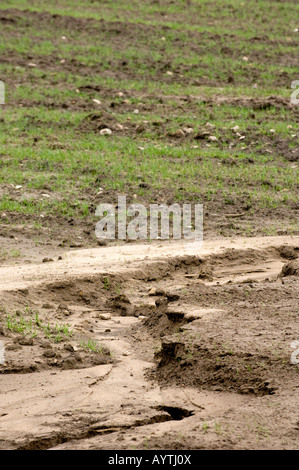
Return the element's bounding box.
[5,308,73,343]
[6,311,37,337]
[202,421,209,433]
[80,338,104,353]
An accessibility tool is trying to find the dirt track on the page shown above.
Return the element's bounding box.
[0,235,298,450]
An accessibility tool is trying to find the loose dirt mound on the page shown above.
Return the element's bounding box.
[280,259,299,277]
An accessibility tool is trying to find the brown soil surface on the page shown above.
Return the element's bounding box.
[0,236,298,450]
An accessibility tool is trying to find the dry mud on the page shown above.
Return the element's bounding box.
[0,235,298,450]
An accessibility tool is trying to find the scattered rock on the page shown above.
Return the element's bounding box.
[99,313,111,321]
[168,129,185,138]
[148,287,157,296]
[99,128,112,135]
[56,304,72,316]
[182,127,193,134]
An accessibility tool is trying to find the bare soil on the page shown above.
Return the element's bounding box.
[0,236,298,450]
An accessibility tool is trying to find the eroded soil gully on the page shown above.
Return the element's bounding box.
[0,236,298,450]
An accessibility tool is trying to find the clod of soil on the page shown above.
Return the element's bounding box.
[280,259,299,277]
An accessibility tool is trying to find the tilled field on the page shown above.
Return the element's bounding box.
[0,0,298,452]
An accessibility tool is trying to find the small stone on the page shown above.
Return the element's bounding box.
[148,287,157,296]
[170,129,185,138]
[182,127,193,134]
[99,313,111,321]
[205,122,215,128]
[100,128,112,135]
